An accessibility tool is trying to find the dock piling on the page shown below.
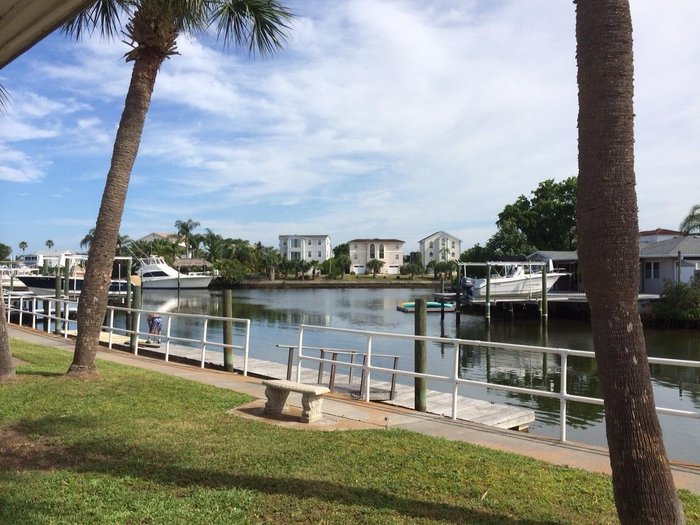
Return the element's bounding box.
[414,298,427,412]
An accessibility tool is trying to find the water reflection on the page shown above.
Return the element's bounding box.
[139,287,699,463]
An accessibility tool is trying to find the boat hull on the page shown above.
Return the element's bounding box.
[141,275,214,290]
[471,272,565,299]
[17,275,128,296]
[398,301,456,313]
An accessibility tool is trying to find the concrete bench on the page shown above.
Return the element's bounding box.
[261,380,330,423]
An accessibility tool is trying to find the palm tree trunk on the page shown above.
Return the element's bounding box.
[69,48,165,376]
[0,287,17,381]
[576,1,684,523]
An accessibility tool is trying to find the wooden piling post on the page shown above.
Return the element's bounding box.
[54,272,61,335]
[129,285,142,352]
[414,298,427,412]
[223,289,234,372]
[541,266,548,324]
[485,265,491,325]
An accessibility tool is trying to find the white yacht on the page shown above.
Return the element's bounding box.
[138,256,214,290]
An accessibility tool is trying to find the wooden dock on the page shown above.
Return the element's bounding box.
[84,331,535,431]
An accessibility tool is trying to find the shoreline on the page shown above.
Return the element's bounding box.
[214,278,443,290]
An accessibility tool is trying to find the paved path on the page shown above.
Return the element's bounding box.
[8,325,700,493]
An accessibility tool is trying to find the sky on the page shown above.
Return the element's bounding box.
[1,1,699,257]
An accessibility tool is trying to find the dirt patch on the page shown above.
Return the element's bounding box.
[0,429,79,471]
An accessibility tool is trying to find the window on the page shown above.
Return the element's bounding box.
[379,244,385,259]
[429,241,433,248]
[645,261,660,279]
[308,251,312,257]
[292,239,299,248]
[395,254,399,260]
[317,251,321,257]
[291,252,301,260]
[308,240,312,245]
[369,244,376,258]
[451,241,455,248]
[318,240,322,245]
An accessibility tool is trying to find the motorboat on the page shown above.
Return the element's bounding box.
[459,261,566,299]
[397,301,456,313]
[138,256,214,290]
[0,264,33,291]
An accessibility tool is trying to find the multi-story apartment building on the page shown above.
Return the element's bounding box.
[278,234,332,263]
[418,231,461,267]
[348,238,404,275]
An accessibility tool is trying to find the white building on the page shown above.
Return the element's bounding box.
[348,238,404,275]
[22,250,77,268]
[279,234,332,263]
[639,235,700,294]
[418,231,461,267]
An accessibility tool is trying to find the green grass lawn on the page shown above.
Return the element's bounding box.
[2,340,699,524]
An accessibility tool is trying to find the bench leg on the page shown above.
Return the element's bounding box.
[263,387,290,415]
[301,393,325,423]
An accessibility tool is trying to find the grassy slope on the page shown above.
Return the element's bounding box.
[1,340,698,524]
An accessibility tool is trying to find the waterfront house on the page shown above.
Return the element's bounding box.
[279,234,332,264]
[418,231,461,267]
[639,235,700,294]
[348,238,404,275]
[22,250,77,269]
[639,228,683,244]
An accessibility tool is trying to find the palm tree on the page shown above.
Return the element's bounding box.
[679,204,700,234]
[18,241,28,254]
[0,287,16,382]
[365,258,384,277]
[65,0,292,377]
[575,1,683,522]
[45,240,54,251]
[80,229,95,251]
[174,218,201,258]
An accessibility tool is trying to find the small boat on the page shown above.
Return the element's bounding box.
[139,256,214,290]
[460,261,565,299]
[397,301,456,313]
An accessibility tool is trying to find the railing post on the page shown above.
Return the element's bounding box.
[560,351,568,441]
[363,334,373,401]
[108,308,115,349]
[164,316,172,361]
[130,285,142,352]
[452,341,460,420]
[242,319,250,376]
[222,289,234,372]
[295,326,305,382]
[199,319,208,368]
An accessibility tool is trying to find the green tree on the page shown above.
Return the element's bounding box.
[45,239,54,251]
[253,243,281,279]
[0,243,11,261]
[679,204,700,234]
[497,177,577,251]
[575,1,683,521]
[334,254,351,278]
[485,220,535,259]
[80,229,95,250]
[66,0,292,376]
[18,241,28,254]
[366,258,384,277]
[333,243,349,258]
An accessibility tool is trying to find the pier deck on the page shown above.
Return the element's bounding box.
[83,331,535,431]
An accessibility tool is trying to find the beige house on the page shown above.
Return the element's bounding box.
[418,231,461,267]
[348,238,404,275]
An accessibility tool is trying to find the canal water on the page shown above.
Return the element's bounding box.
[140,287,700,464]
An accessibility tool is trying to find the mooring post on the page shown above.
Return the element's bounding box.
[485,265,491,325]
[455,278,461,327]
[63,261,70,298]
[541,266,548,324]
[414,298,427,412]
[54,272,61,335]
[223,289,234,372]
[129,285,142,352]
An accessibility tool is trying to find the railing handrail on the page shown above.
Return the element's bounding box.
[294,323,700,444]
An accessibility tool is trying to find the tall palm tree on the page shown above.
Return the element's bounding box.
[174,218,201,258]
[679,204,700,234]
[0,287,16,382]
[65,0,292,377]
[80,229,95,250]
[18,241,28,254]
[575,1,683,522]
[45,240,54,251]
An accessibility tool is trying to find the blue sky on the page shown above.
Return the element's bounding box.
[1,1,699,257]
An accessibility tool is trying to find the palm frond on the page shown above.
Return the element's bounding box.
[211,0,293,57]
[679,204,700,234]
[61,0,131,40]
[0,84,10,115]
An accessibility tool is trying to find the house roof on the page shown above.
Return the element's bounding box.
[639,228,682,237]
[0,0,96,68]
[639,235,700,258]
[278,234,330,239]
[348,238,404,244]
[528,251,578,262]
[418,231,462,243]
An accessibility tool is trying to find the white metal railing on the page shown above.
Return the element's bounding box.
[295,324,700,443]
[4,292,251,375]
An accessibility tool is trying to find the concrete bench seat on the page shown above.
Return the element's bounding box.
[262,379,331,423]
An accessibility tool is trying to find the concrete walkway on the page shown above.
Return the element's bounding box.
[8,324,700,493]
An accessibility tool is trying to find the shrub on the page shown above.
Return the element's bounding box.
[650,278,700,326]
